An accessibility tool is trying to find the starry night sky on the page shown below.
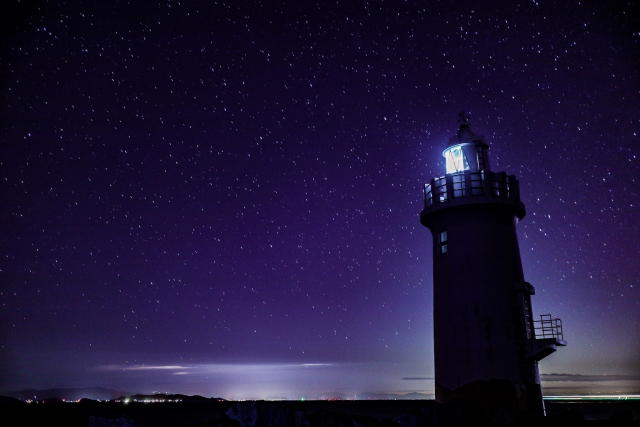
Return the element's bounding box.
[1,1,639,399]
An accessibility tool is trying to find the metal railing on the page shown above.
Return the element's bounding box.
[423,171,520,208]
[534,314,564,341]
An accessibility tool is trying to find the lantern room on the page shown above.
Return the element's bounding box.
[443,115,491,174]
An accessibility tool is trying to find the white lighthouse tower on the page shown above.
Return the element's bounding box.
[420,114,566,417]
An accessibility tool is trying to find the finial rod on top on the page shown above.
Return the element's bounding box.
[458,111,470,124]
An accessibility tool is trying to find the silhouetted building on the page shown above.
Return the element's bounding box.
[420,115,566,417]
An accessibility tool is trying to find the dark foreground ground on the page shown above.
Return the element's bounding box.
[2,398,639,427]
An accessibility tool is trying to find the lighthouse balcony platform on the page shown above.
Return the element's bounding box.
[527,314,567,361]
[421,170,526,220]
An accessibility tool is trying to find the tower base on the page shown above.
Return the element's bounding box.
[436,379,545,420]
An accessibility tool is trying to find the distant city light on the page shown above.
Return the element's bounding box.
[544,395,640,401]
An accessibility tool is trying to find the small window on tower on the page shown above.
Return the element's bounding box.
[439,231,448,254]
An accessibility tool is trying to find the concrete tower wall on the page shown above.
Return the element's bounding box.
[425,203,528,401]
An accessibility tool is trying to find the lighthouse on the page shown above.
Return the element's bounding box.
[420,114,566,417]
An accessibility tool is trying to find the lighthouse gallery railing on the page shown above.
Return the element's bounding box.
[424,171,521,208]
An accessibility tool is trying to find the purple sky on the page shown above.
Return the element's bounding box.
[1,1,639,399]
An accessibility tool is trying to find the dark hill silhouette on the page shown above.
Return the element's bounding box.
[0,395,25,404]
[124,393,225,402]
[1,386,133,401]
